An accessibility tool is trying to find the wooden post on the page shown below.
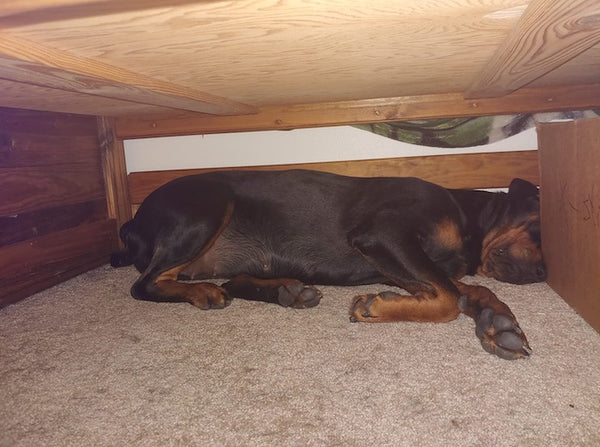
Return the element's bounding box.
[97,116,132,244]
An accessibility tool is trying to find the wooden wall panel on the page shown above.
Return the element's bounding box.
[0,165,106,215]
[0,107,98,136]
[0,220,118,307]
[0,199,107,246]
[538,118,600,332]
[128,150,539,207]
[0,107,117,307]
[0,132,99,167]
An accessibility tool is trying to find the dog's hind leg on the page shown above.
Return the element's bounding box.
[136,265,231,310]
[452,280,531,360]
[128,186,235,309]
[222,274,322,308]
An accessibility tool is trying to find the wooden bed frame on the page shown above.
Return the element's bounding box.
[1,2,599,321]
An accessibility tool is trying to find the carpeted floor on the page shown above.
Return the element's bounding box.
[1,265,599,447]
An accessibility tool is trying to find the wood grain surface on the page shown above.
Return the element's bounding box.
[1,1,599,117]
[467,0,600,98]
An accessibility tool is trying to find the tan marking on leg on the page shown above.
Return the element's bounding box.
[451,279,513,318]
[179,202,237,278]
[154,278,229,309]
[350,285,460,323]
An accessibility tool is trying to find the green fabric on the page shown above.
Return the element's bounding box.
[355,111,600,148]
[356,117,494,147]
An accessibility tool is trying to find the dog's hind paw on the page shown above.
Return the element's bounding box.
[475,307,531,360]
[277,282,322,308]
[222,275,322,308]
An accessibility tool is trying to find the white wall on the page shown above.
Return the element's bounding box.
[124,125,538,174]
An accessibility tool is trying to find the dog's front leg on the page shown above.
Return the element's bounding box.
[347,213,461,324]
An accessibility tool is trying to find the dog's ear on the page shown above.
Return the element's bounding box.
[508,178,539,199]
[507,178,540,215]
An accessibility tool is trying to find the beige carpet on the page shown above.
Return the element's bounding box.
[1,265,599,447]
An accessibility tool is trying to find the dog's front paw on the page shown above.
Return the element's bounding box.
[349,291,400,322]
[350,294,376,322]
[475,307,531,360]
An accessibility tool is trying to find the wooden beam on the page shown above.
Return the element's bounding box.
[98,117,133,237]
[0,32,257,116]
[0,1,204,26]
[115,83,600,139]
[0,0,102,15]
[127,151,540,205]
[465,0,600,99]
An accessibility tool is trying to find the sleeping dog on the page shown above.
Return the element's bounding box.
[111,170,545,360]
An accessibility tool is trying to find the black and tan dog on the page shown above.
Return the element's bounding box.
[111,170,545,360]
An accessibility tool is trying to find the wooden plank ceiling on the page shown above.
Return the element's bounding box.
[0,0,599,134]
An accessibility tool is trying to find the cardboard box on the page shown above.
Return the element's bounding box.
[538,117,600,332]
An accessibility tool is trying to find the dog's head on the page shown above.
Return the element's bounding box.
[478,179,546,284]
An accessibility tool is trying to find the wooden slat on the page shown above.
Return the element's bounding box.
[0,0,104,16]
[128,151,539,205]
[115,83,600,139]
[0,132,99,167]
[0,1,203,24]
[0,219,118,307]
[466,0,600,98]
[0,106,98,136]
[0,78,179,117]
[0,199,107,246]
[0,164,105,215]
[98,117,132,237]
[0,33,257,116]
